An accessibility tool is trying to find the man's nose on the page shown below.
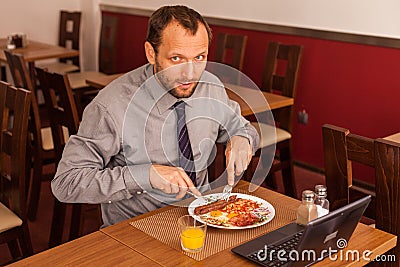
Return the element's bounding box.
[181,62,194,80]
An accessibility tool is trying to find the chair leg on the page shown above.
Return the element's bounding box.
[49,198,67,248]
[1,65,6,82]
[265,172,277,189]
[27,162,43,221]
[96,204,103,227]
[19,223,33,257]
[280,145,297,198]
[7,239,21,259]
[73,90,84,119]
[69,204,83,241]
[3,225,33,260]
[244,156,257,182]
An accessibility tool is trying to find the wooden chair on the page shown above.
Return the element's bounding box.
[4,50,56,221]
[0,81,33,263]
[66,13,118,115]
[98,14,119,74]
[247,42,303,198]
[322,124,400,265]
[38,10,81,74]
[214,33,247,71]
[35,67,102,247]
[1,64,6,81]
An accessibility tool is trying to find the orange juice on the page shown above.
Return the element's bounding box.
[180,227,205,251]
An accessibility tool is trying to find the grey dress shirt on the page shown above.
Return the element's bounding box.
[51,64,259,227]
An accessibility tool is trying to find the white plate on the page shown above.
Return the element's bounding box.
[188,193,275,229]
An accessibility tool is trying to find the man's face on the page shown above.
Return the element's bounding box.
[145,21,209,98]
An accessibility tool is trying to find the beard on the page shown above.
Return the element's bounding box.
[154,60,205,98]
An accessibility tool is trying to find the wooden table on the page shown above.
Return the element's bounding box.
[8,231,157,266]
[0,38,79,82]
[10,181,396,266]
[99,181,396,267]
[384,132,400,143]
[0,39,79,64]
[85,74,294,117]
[85,73,122,89]
[224,83,293,115]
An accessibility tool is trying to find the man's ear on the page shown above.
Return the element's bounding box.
[145,41,156,65]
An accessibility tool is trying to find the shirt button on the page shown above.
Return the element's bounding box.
[108,200,111,204]
[137,191,142,195]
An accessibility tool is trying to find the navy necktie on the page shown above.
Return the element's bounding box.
[173,101,196,186]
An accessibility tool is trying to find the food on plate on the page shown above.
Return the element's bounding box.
[227,214,259,227]
[194,195,272,227]
[193,195,237,215]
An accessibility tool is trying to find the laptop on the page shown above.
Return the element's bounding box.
[232,195,371,267]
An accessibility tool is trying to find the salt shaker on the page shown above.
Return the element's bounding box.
[296,190,318,226]
[314,185,329,217]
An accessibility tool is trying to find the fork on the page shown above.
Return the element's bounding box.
[186,191,214,203]
[221,184,233,201]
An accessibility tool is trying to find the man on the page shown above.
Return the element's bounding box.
[52,5,259,227]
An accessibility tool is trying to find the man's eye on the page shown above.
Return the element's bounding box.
[195,55,205,61]
[171,56,180,62]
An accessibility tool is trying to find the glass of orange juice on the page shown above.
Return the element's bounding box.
[178,215,207,253]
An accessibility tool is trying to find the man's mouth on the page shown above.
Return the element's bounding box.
[177,82,193,89]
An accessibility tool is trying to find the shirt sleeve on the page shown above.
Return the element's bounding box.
[51,100,153,204]
[216,93,260,154]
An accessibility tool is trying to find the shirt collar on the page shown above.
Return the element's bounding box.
[144,65,175,114]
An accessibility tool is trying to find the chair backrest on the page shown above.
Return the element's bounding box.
[4,51,34,91]
[4,51,46,157]
[0,82,31,218]
[322,124,400,264]
[262,42,303,133]
[35,68,80,164]
[262,42,303,98]
[214,33,247,71]
[58,10,81,67]
[99,14,118,74]
[323,124,375,212]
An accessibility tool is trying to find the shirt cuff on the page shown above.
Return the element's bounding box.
[125,164,153,193]
[234,134,259,156]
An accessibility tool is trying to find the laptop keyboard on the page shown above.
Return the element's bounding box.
[248,230,304,267]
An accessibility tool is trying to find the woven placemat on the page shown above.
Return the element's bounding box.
[130,189,296,261]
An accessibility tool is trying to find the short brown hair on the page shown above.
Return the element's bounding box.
[146,5,212,53]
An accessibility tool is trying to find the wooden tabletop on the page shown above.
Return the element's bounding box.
[10,181,396,266]
[0,38,79,63]
[100,181,396,266]
[384,132,400,143]
[224,83,294,115]
[85,73,122,88]
[85,74,294,116]
[8,231,158,266]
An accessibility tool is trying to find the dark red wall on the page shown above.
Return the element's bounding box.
[104,11,149,72]
[105,11,400,182]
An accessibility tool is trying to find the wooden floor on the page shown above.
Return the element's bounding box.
[0,165,324,265]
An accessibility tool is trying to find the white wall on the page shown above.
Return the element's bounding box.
[0,0,80,44]
[99,0,400,38]
[0,0,101,70]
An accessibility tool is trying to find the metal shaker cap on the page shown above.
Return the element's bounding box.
[302,190,315,201]
[315,185,327,197]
